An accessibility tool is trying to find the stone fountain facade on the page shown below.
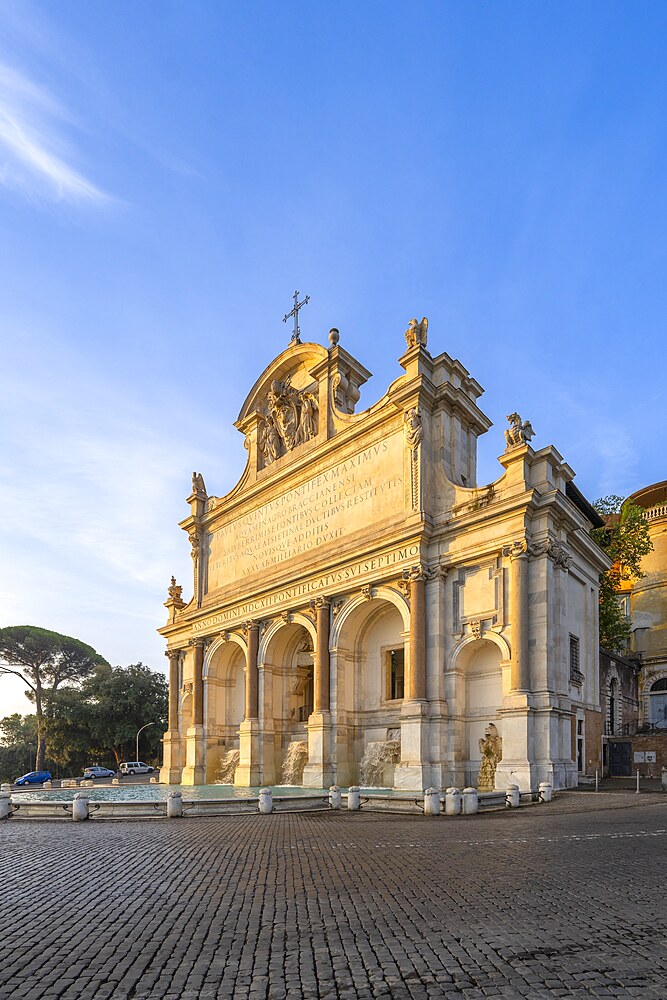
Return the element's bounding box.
[159,318,609,793]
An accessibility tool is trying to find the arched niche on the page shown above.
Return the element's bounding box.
[451,636,505,787]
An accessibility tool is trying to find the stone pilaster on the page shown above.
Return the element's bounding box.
[396,565,431,790]
[181,639,206,785]
[506,541,530,692]
[304,597,335,788]
[160,648,183,784]
[495,541,535,793]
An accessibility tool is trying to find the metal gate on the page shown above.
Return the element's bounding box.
[609,740,632,776]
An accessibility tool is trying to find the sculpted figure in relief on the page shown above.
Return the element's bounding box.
[404,407,423,449]
[477,722,502,791]
[504,413,535,450]
[295,391,318,445]
[259,413,282,465]
[259,377,319,466]
[404,316,428,349]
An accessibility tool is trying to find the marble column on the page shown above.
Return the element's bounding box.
[245,621,259,719]
[192,638,205,725]
[236,621,262,786]
[314,598,331,713]
[160,648,183,784]
[181,639,206,785]
[304,597,335,788]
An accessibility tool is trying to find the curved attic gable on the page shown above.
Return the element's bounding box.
[235,342,329,428]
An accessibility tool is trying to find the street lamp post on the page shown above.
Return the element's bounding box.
[136,722,157,762]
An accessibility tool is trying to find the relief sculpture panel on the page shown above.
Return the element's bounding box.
[258,377,319,467]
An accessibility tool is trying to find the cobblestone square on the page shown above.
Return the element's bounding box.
[1,793,666,999]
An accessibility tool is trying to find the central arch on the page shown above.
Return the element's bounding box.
[261,619,316,784]
[333,593,409,786]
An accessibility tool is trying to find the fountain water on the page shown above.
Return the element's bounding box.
[360,737,401,786]
[215,749,240,784]
[281,741,309,785]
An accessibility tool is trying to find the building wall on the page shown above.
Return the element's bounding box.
[160,331,609,792]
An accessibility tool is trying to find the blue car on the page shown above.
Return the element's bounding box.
[14,770,52,785]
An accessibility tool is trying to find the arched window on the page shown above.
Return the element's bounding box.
[650,677,667,729]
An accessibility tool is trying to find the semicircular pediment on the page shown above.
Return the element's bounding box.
[236,342,329,426]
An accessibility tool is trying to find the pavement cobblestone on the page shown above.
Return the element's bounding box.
[0,793,666,998]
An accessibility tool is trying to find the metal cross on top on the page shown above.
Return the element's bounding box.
[283,290,310,345]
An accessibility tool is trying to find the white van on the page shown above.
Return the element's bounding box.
[119,761,155,775]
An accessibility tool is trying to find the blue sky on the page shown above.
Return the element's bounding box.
[1,1,666,715]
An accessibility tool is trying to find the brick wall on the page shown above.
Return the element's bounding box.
[628,732,667,777]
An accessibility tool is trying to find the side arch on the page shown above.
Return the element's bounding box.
[331,587,410,648]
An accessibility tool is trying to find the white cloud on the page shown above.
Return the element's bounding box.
[0,60,108,203]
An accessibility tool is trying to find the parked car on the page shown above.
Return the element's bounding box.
[119,761,155,775]
[82,766,116,779]
[15,770,52,785]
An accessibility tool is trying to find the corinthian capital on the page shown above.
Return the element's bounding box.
[502,540,529,560]
[403,563,428,582]
[310,595,331,611]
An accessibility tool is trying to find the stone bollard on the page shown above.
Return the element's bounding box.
[505,784,520,809]
[72,792,89,822]
[258,788,273,814]
[662,769,667,792]
[539,781,552,803]
[423,788,441,816]
[149,776,158,784]
[445,787,461,816]
[42,780,52,789]
[166,791,183,818]
[347,786,361,811]
[462,787,479,815]
[0,791,12,820]
[329,785,342,810]
[1,783,11,793]
[112,777,120,785]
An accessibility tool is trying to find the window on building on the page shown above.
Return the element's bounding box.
[569,635,582,684]
[650,677,667,729]
[386,648,405,700]
[616,594,631,620]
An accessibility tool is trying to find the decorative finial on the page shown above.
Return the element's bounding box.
[404,316,428,349]
[328,328,340,347]
[504,413,535,451]
[283,290,310,345]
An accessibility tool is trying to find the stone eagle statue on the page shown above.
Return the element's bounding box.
[404,317,428,349]
[504,413,535,450]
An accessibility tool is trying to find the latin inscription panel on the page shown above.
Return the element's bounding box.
[207,431,404,591]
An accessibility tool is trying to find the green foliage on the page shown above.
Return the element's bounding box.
[77,662,168,766]
[592,496,653,653]
[0,714,38,783]
[0,663,168,780]
[0,626,109,769]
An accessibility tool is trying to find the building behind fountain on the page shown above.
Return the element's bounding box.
[160,315,608,792]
